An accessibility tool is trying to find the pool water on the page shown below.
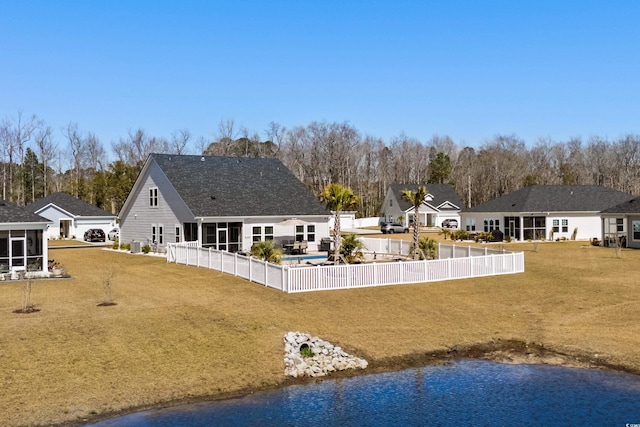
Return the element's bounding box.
[282,254,328,262]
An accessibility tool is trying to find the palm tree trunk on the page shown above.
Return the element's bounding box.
[413,206,420,260]
[334,212,341,264]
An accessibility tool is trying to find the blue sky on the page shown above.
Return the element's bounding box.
[1,1,639,152]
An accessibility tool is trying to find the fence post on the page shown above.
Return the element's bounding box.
[447,257,452,279]
[234,252,238,276]
[264,259,268,287]
[373,262,378,285]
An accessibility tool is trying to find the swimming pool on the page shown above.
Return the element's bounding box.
[282,254,328,262]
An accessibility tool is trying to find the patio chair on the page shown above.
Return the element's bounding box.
[300,241,308,254]
[291,241,301,255]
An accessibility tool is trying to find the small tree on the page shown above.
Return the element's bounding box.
[320,183,359,264]
[440,228,451,240]
[340,234,365,263]
[14,278,39,314]
[98,263,117,306]
[401,186,428,260]
[410,236,438,260]
[251,240,283,264]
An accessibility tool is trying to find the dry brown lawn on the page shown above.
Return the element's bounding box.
[1,238,639,426]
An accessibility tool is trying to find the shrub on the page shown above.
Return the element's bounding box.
[452,229,469,241]
[409,236,438,260]
[299,344,315,358]
[340,234,365,263]
[120,243,131,251]
[111,238,120,250]
[474,232,493,243]
[250,240,283,264]
[141,244,151,254]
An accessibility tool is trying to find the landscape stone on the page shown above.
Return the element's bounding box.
[283,331,368,378]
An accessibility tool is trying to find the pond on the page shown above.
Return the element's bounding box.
[87,359,640,426]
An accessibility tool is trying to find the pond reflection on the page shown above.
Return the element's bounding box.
[87,359,640,426]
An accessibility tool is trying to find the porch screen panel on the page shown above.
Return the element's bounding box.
[0,231,8,272]
[523,216,545,240]
[11,239,25,267]
[27,230,43,271]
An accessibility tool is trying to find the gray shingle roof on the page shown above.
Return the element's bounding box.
[0,199,50,223]
[600,196,640,214]
[390,183,464,212]
[151,154,330,217]
[466,185,633,213]
[25,192,114,217]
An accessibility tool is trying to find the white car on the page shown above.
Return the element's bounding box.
[108,228,120,241]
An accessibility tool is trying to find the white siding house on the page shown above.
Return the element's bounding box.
[461,185,633,241]
[0,199,50,274]
[380,184,463,228]
[26,192,117,241]
[119,154,331,252]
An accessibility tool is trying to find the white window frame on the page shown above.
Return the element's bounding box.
[149,187,158,207]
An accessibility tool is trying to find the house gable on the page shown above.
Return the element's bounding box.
[26,192,114,218]
[387,183,464,213]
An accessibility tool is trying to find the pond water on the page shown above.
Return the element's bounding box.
[87,359,640,426]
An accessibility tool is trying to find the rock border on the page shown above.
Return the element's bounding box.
[283,332,368,378]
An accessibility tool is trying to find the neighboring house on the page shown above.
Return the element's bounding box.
[461,185,633,241]
[380,184,464,228]
[600,196,640,248]
[0,199,50,274]
[26,192,117,241]
[118,154,331,252]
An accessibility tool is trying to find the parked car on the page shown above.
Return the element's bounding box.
[84,229,106,242]
[380,222,409,234]
[108,228,119,241]
[441,219,459,228]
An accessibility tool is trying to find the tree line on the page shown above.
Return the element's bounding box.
[2,111,639,216]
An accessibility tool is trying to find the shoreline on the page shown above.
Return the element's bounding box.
[59,339,639,427]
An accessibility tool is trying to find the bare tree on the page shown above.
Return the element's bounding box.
[63,122,85,198]
[34,125,57,197]
[170,129,191,155]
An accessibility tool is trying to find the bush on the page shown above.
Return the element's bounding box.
[141,244,151,254]
[452,229,469,241]
[112,238,120,250]
[299,344,315,358]
[120,243,131,251]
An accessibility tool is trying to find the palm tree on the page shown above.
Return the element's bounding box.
[250,240,283,264]
[401,186,428,260]
[320,183,359,264]
[410,236,438,260]
[340,233,365,263]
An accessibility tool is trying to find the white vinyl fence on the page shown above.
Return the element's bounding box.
[166,239,524,293]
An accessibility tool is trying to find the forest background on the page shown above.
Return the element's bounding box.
[2,110,639,217]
